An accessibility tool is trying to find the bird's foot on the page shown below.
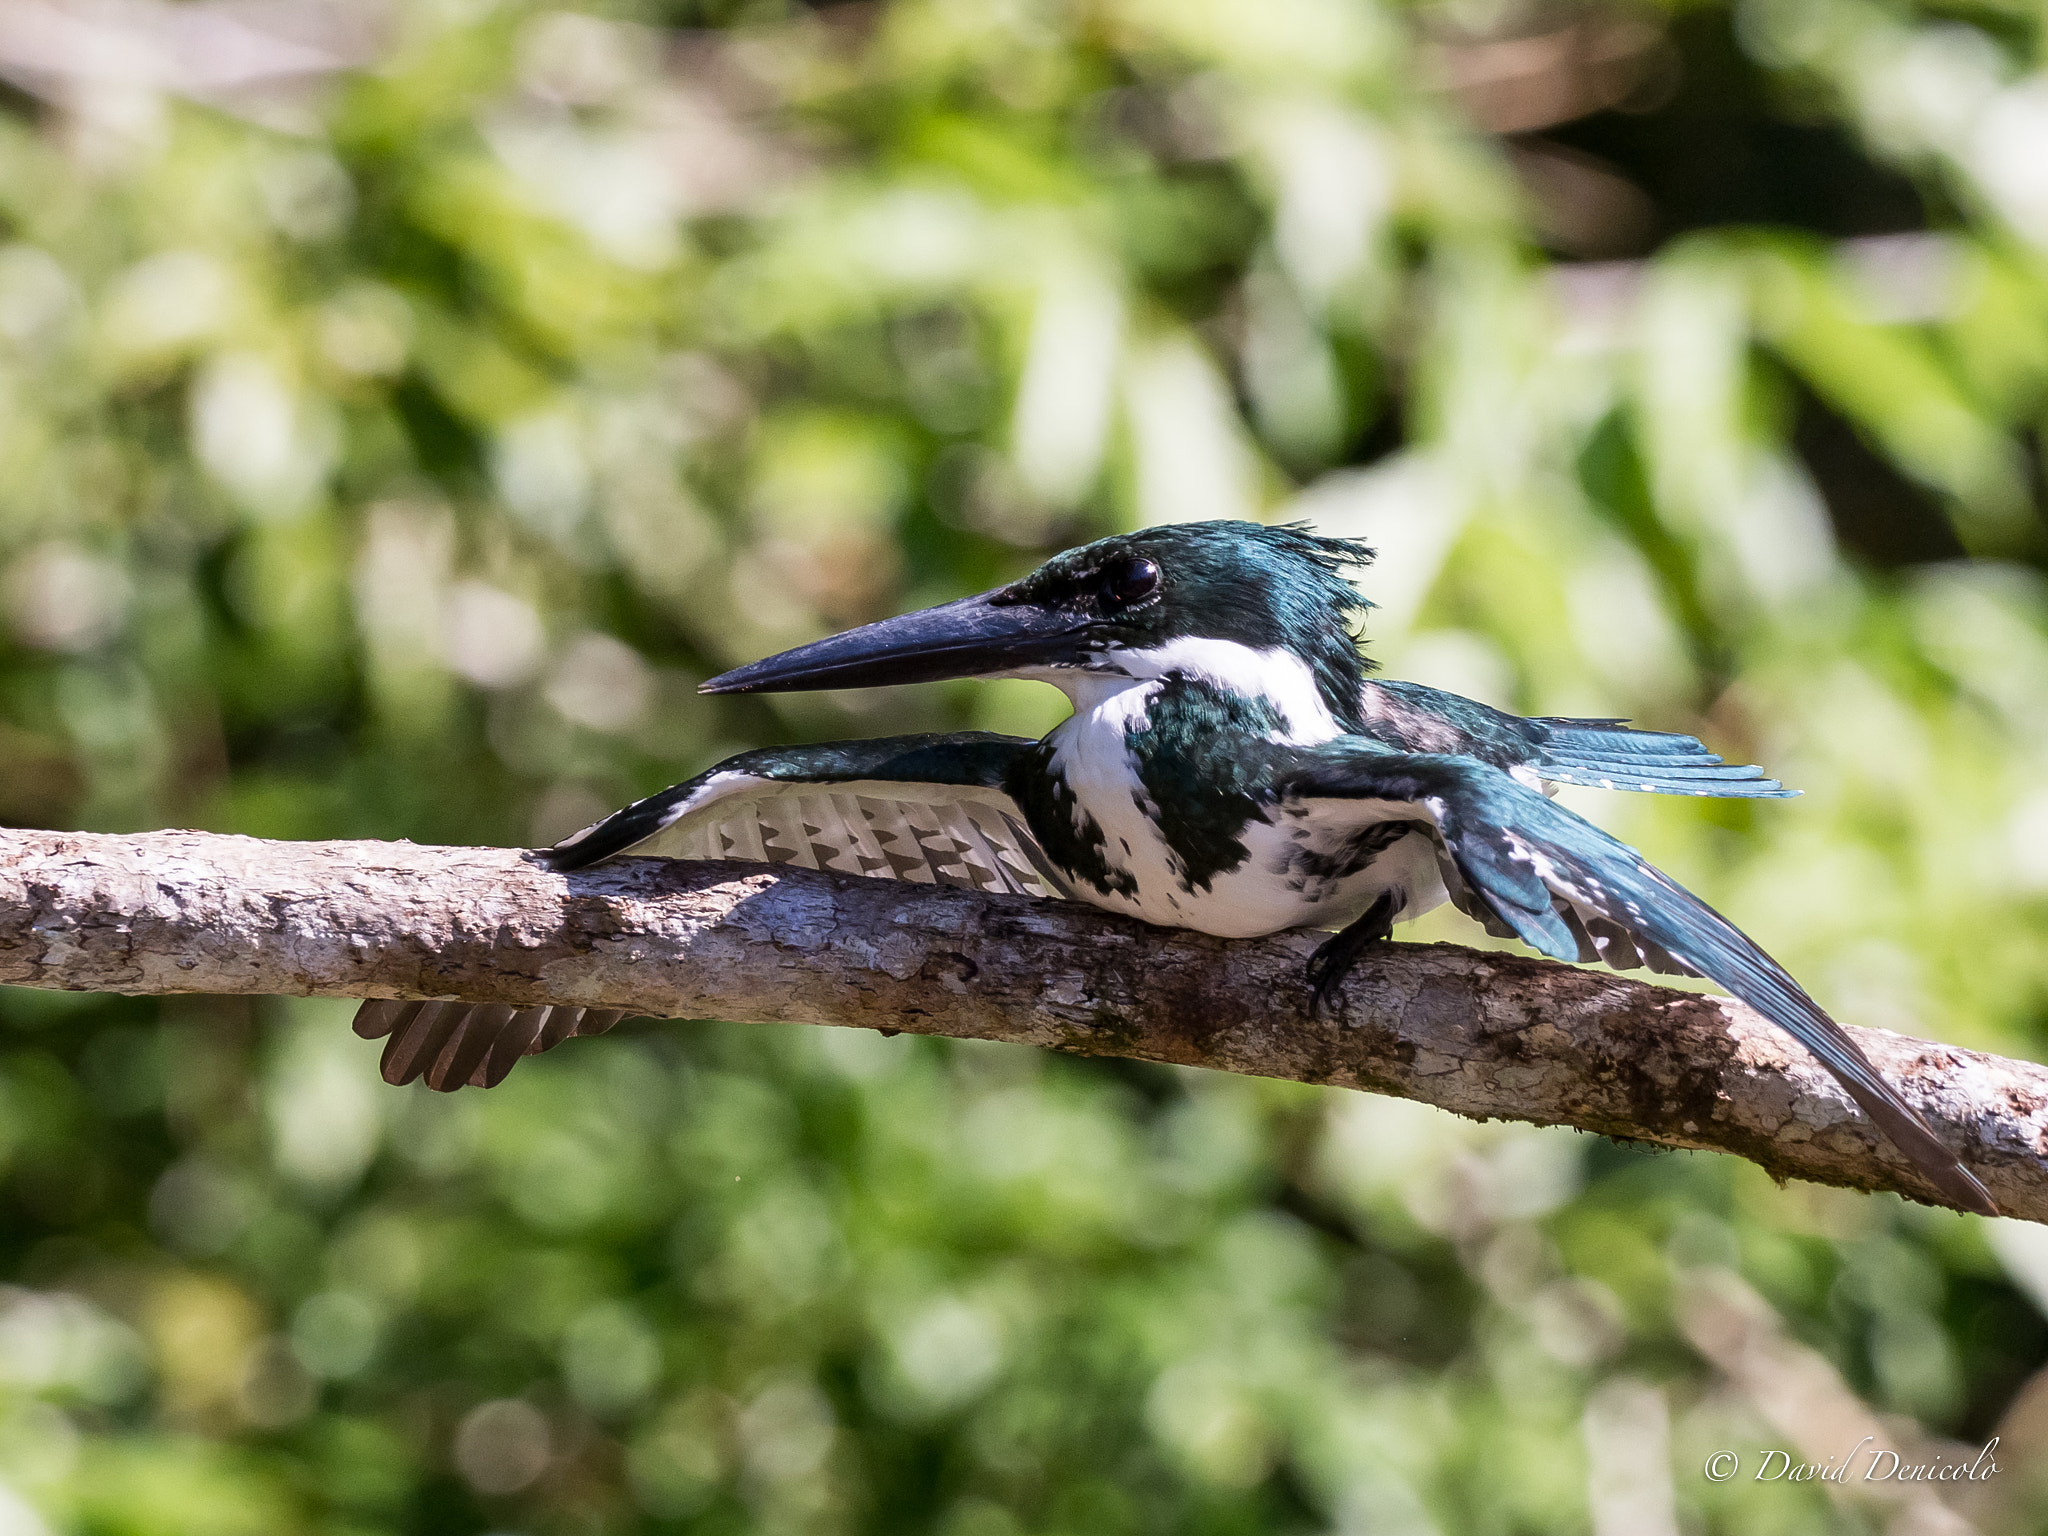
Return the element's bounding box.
[1305,894,1398,1020]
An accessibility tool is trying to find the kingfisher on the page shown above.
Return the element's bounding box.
[354,521,1995,1214]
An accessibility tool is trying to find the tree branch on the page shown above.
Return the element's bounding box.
[2,827,2042,1220]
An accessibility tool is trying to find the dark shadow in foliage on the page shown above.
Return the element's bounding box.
[1544,10,1937,251]
[1791,381,1969,568]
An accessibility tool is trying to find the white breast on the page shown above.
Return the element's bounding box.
[1236,801,1452,936]
[1042,684,1198,927]
[1042,682,1452,939]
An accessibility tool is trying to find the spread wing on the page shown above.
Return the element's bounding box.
[1360,680,1795,799]
[1525,717,1793,799]
[352,733,1060,1092]
[1440,861,1701,980]
[1275,739,1995,1216]
[351,1000,629,1092]
[541,732,1060,896]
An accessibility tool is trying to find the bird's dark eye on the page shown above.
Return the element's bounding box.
[1102,555,1160,607]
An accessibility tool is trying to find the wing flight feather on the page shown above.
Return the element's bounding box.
[1285,743,1995,1216]
[353,733,1049,1092]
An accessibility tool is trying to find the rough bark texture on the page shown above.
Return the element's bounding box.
[2,827,2043,1220]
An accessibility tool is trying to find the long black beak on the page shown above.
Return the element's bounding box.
[700,591,1087,694]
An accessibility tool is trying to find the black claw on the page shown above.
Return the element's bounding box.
[1304,894,1398,1020]
[1305,945,1358,1020]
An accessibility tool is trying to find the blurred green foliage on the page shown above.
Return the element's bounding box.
[4,0,2048,1531]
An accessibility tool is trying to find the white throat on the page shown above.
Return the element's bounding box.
[1052,638,1344,744]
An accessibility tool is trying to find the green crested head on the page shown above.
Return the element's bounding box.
[993,521,1375,717]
